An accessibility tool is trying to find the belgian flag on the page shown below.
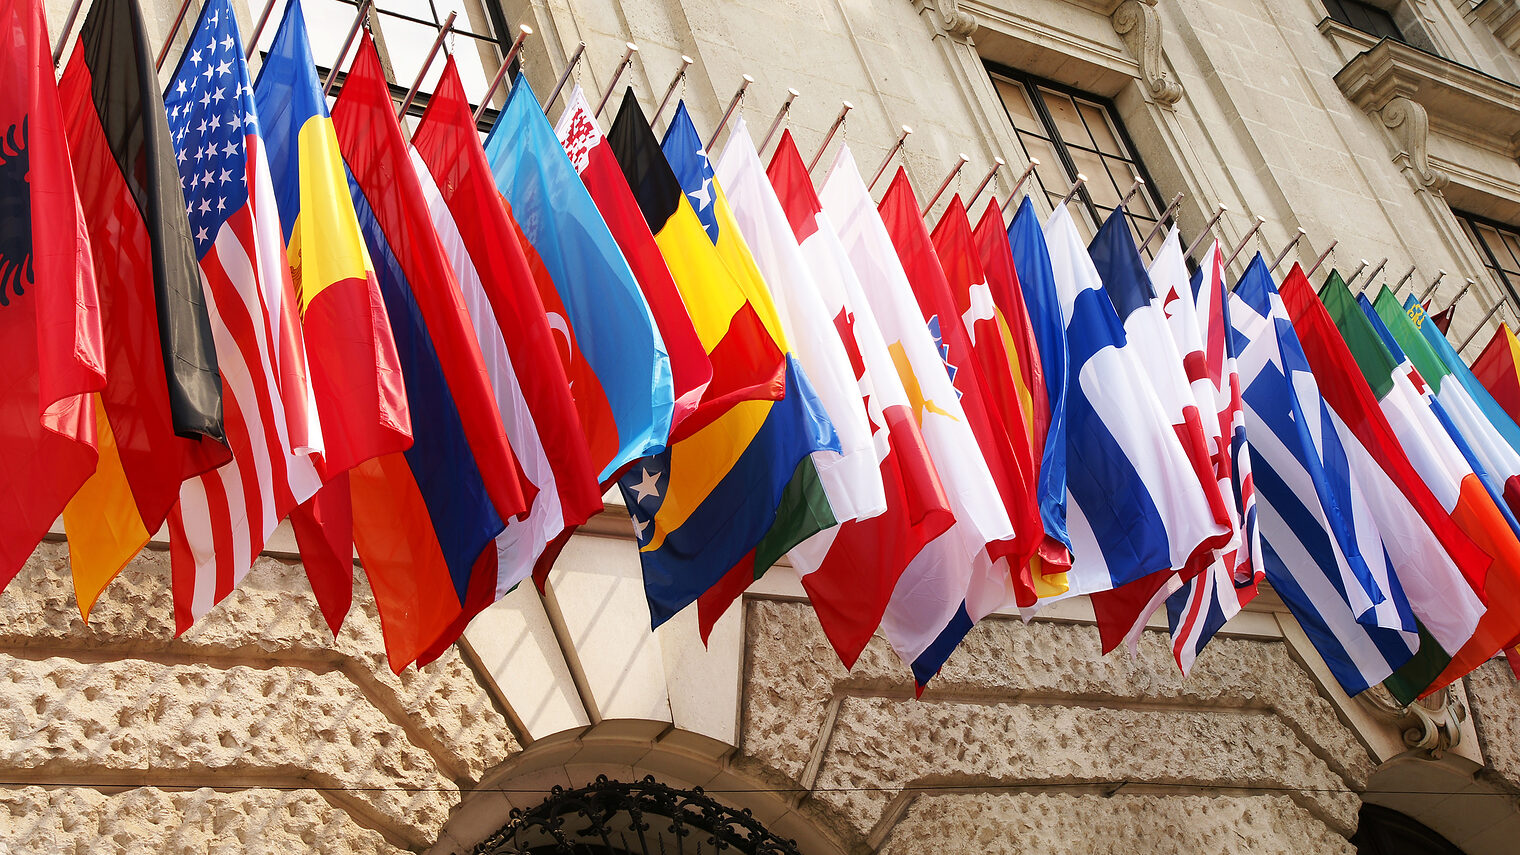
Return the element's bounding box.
[58,0,228,619]
[0,0,106,588]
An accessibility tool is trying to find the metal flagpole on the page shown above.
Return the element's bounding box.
[1269,228,1307,273]
[1353,257,1387,292]
[594,42,638,119]
[1056,173,1088,208]
[869,126,912,191]
[1000,159,1041,213]
[1443,280,1474,317]
[1391,264,1418,296]
[1458,297,1506,352]
[1222,216,1267,269]
[473,24,534,123]
[395,11,457,124]
[1306,239,1338,277]
[706,75,754,151]
[920,154,970,216]
[51,0,86,65]
[244,0,279,60]
[1182,203,1228,260]
[652,55,694,127]
[759,88,800,153]
[1342,259,1369,288]
[155,0,196,72]
[965,158,1004,211]
[1138,191,1185,254]
[807,101,852,172]
[324,0,375,96]
[543,42,586,114]
[1115,176,1145,210]
[1417,269,1448,302]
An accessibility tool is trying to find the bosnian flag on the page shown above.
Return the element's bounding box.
[1164,237,1263,675]
[821,145,1015,689]
[162,0,323,630]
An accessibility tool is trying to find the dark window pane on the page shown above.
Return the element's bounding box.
[1323,0,1404,43]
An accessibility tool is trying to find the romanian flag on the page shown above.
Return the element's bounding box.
[254,0,412,635]
[879,169,1033,608]
[607,98,839,628]
[331,34,528,671]
[483,75,673,485]
[1314,274,1511,701]
[0,0,105,587]
[58,0,230,618]
[411,58,604,656]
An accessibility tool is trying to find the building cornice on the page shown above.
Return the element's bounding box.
[1476,0,1520,55]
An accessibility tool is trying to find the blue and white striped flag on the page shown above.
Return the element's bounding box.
[1230,255,1418,696]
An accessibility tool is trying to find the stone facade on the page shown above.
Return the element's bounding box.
[20,0,1520,851]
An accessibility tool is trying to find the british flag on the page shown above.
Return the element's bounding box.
[162,0,322,632]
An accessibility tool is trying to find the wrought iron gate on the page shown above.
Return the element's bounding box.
[469,775,803,855]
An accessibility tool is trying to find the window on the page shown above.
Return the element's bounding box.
[1322,0,1406,43]
[248,0,517,123]
[986,65,1166,257]
[1454,210,1520,308]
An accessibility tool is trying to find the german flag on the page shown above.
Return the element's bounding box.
[58,0,229,619]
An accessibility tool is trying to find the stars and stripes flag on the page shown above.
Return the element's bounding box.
[162,0,323,631]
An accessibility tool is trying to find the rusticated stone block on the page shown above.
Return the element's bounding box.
[0,657,456,845]
[0,786,403,854]
[1466,659,1520,791]
[877,792,1355,855]
[1,541,516,781]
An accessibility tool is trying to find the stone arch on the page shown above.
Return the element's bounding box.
[432,721,851,855]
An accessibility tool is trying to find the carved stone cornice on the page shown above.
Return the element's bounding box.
[1111,0,1182,105]
[911,0,979,40]
[1334,39,1520,159]
[1476,0,1520,55]
[1356,685,1468,760]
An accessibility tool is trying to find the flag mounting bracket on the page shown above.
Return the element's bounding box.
[1391,264,1418,297]
[1138,191,1185,254]
[543,42,587,114]
[1057,173,1088,208]
[1182,203,1228,261]
[1352,257,1388,292]
[1269,228,1307,273]
[759,88,800,154]
[966,158,1005,212]
[869,126,913,191]
[1344,259,1370,288]
[474,25,534,123]
[653,56,695,128]
[1418,269,1448,302]
[1307,239,1338,277]
[921,154,970,216]
[1116,176,1145,211]
[1222,216,1267,269]
[808,102,853,172]
[1000,158,1042,213]
[595,43,639,120]
[706,75,754,151]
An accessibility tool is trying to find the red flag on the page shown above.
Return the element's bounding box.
[765,131,954,666]
[410,59,603,663]
[878,169,1038,607]
[0,0,106,584]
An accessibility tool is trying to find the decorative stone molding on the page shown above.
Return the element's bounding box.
[1476,0,1520,56]
[1111,0,1183,106]
[1378,96,1451,190]
[911,0,979,40]
[1356,684,1468,759]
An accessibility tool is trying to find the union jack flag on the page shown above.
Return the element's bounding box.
[163,0,322,631]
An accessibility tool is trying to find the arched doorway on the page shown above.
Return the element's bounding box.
[1353,804,1467,855]
[468,774,803,854]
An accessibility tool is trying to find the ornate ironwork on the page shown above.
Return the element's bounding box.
[470,774,804,855]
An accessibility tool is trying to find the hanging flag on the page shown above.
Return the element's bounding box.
[1473,323,1520,422]
[1086,211,1233,653]
[715,118,883,524]
[972,197,1069,593]
[411,57,603,655]
[821,145,1015,689]
[252,0,411,635]
[930,196,1049,595]
[1163,237,1262,676]
[598,98,845,626]
[484,75,673,483]
[0,0,106,588]
[332,33,528,670]
[1232,258,1419,697]
[1005,196,1072,574]
[1428,304,1455,334]
[1292,271,1490,703]
[57,0,230,619]
[879,168,1034,610]
[555,84,711,437]
[1042,203,1227,601]
[764,129,953,667]
[1374,289,1520,518]
[607,95,786,436]
[160,0,326,631]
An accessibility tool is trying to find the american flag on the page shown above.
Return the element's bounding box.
[163,0,323,631]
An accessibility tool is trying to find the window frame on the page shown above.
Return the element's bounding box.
[983,61,1168,254]
[1453,208,1520,310]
